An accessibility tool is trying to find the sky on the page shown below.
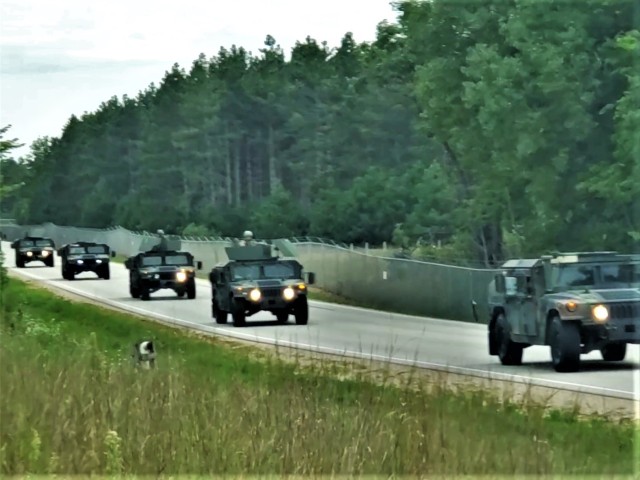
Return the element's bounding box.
[0,0,400,158]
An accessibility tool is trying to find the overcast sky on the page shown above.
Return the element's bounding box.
[0,0,399,158]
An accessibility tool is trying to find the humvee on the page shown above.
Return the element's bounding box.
[473,251,640,372]
[209,241,316,327]
[58,241,116,280]
[124,244,203,301]
[11,236,56,268]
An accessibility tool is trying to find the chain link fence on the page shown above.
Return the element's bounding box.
[0,221,499,324]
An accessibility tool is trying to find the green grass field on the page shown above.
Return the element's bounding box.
[0,273,638,476]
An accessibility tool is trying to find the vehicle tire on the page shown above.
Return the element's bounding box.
[16,257,24,268]
[495,312,523,365]
[130,284,140,299]
[177,290,185,298]
[212,300,228,324]
[61,267,68,280]
[549,316,581,372]
[67,269,75,281]
[601,342,626,362]
[232,298,246,327]
[294,296,309,326]
[140,285,150,301]
[276,311,289,324]
[187,279,196,299]
[101,266,110,280]
[46,256,54,267]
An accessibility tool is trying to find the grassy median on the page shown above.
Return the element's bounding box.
[0,273,637,476]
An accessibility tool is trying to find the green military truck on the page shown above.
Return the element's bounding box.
[473,251,640,372]
[209,241,316,327]
[124,247,202,301]
[58,241,116,280]
[11,236,56,268]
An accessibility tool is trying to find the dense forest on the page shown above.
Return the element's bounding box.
[1,0,639,266]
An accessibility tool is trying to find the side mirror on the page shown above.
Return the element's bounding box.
[494,274,505,293]
[124,259,132,270]
[197,261,203,270]
[111,251,117,258]
[306,272,316,285]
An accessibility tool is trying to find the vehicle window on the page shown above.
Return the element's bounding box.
[87,246,107,254]
[142,256,162,266]
[69,247,85,254]
[600,264,634,284]
[232,264,260,280]
[164,254,190,265]
[19,240,34,247]
[555,266,595,288]
[264,263,296,279]
[35,240,52,247]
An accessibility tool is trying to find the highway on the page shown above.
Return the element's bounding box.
[2,241,638,404]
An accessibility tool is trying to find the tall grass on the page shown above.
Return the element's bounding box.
[0,277,637,476]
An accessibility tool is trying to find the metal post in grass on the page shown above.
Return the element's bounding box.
[132,340,156,369]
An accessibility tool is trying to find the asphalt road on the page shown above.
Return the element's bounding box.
[3,241,638,401]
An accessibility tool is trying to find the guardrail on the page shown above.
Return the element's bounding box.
[0,221,499,324]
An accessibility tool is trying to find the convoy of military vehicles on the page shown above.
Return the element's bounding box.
[5,230,639,372]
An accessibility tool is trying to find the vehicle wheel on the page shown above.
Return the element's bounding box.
[601,342,626,362]
[16,258,24,268]
[101,266,110,280]
[130,284,140,299]
[45,256,54,267]
[549,316,581,372]
[177,290,185,298]
[495,313,523,365]
[276,311,289,324]
[67,269,75,280]
[186,280,196,299]
[61,267,68,280]
[140,285,150,301]
[212,300,228,324]
[232,298,246,327]
[294,296,309,325]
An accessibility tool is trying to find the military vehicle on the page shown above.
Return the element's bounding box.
[11,236,56,268]
[124,235,202,300]
[473,251,640,372]
[209,241,316,327]
[58,241,116,280]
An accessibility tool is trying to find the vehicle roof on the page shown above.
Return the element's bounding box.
[64,241,108,247]
[139,249,190,256]
[17,236,52,241]
[548,251,633,264]
[501,259,542,269]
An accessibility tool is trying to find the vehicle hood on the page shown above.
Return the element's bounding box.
[558,288,640,303]
[232,279,301,288]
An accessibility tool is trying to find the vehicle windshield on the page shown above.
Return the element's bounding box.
[231,262,297,281]
[554,263,639,289]
[68,245,107,255]
[141,254,190,267]
[19,239,52,248]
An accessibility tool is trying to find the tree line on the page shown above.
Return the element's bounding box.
[1,0,638,267]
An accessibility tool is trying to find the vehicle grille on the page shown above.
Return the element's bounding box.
[159,272,177,280]
[261,287,282,298]
[609,302,640,320]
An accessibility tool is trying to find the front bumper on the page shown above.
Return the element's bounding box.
[590,318,640,343]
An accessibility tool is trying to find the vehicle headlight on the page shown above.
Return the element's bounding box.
[96,259,102,264]
[77,259,84,264]
[41,250,49,257]
[592,304,609,323]
[249,288,261,302]
[26,251,33,257]
[176,271,187,282]
[283,287,295,300]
